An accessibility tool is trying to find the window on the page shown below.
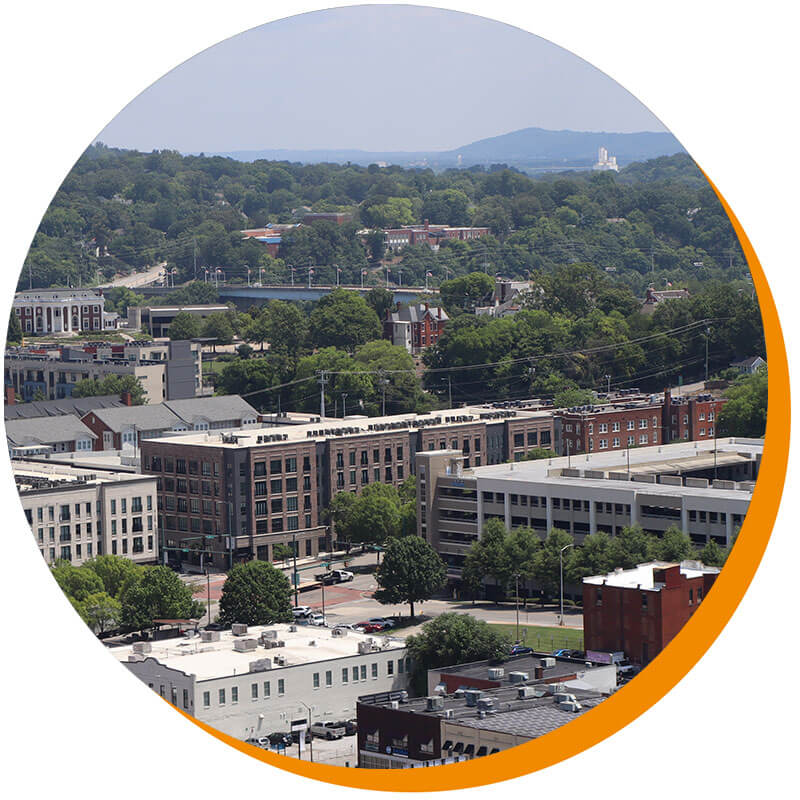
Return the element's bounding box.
[218,689,226,705]
[612,437,620,448]
[612,421,620,432]
[639,434,648,444]
[313,673,320,689]
[342,668,349,684]
[598,423,608,433]
[371,662,378,679]
[203,692,210,708]
[361,664,367,680]
[325,670,332,687]
[277,679,285,695]
[627,420,635,431]
[639,419,648,429]
[387,660,394,676]
[231,686,238,704]
[270,459,282,474]
[263,681,271,698]
[352,666,359,682]
[599,439,608,449]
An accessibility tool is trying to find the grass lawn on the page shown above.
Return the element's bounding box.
[489,623,584,652]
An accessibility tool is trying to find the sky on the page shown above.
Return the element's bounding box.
[96,5,667,154]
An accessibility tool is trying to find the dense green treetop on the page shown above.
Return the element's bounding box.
[374,536,446,617]
[717,367,767,438]
[218,560,293,626]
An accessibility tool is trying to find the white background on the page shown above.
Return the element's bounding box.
[1,2,797,795]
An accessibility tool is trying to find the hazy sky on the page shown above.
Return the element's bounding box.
[97,5,667,154]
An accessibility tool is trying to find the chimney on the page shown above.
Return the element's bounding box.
[437,306,442,319]
[424,302,429,312]
[121,392,133,406]
[424,218,430,231]
[5,386,15,406]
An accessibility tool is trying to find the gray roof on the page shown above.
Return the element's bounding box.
[5,395,125,421]
[389,303,449,325]
[437,653,594,685]
[5,414,96,446]
[85,404,181,433]
[164,395,259,424]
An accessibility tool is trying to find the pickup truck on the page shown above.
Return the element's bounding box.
[314,569,355,584]
[310,721,346,740]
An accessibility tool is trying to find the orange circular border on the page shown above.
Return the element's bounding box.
[165,170,789,790]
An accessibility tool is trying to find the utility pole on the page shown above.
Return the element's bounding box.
[292,532,299,606]
[317,370,328,418]
[341,392,348,418]
[290,266,295,286]
[378,370,389,416]
[704,323,712,382]
[447,375,453,409]
[650,246,655,274]
[514,573,520,642]
[193,237,197,281]
[559,544,574,626]
[307,266,313,289]
[361,269,366,289]
[605,374,611,395]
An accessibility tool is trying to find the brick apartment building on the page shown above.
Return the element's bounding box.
[558,390,726,456]
[140,407,554,568]
[383,220,490,252]
[583,561,720,665]
[384,302,449,354]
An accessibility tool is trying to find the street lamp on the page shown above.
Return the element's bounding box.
[559,544,574,627]
[514,573,521,643]
[341,392,348,418]
[298,701,314,763]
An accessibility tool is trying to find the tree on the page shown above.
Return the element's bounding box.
[405,613,511,694]
[655,525,695,562]
[374,536,446,618]
[216,357,280,400]
[261,300,309,358]
[218,560,294,626]
[606,524,657,570]
[346,484,402,545]
[71,374,147,405]
[532,528,575,598]
[79,591,122,634]
[439,272,494,314]
[717,367,767,438]
[272,543,294,563]
[51,560,104,602]
[553,388,595,408]
[118,566,204,631]
[699,538,726,567]
[309,289,382,352]
[202,312,235,350]
[83,554,141,598]
[366,287,394,321]
[104,286,144,316]
[7,311,22,345]
[168,311,201,340]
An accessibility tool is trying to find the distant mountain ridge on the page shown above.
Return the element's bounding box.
[211,126,685,172]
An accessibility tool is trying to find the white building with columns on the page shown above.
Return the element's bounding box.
[13,288,105,334]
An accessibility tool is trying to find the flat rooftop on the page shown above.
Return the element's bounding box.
[13,460,151,491]
[437,652,598,685]
[146,407,553,449]
[583,559,720,589]
[109,624,405,682]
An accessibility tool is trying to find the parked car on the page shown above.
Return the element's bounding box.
[246,736,272,749]
[553,649,585,659]
[332,569,354,582]
[288,729,312,745]
[368,617,395,629]
[310,721,345,740]
[307,612,327,626]
[355,621,384,633]
[332,623,359,632]
[510,644,534,656]
[332,719,357,736]
[292,606,312,619]
[266,732,292,748]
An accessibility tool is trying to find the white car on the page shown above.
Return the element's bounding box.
[332,570,354,582]
[292,606,312,619]
[307,612,327,626]
[310,721,345,740]
[369,617,395,629]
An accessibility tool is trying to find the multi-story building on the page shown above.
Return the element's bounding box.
[113,623,409,740]
[475,277,532,319]
[640,286,690,314]
[384,303,449,353]
[13,288,105,334]
[14,461,159,565]
[81,395,260,451]
[4,340,204,402]
[416,438,760,582]
[557,390,726,456]
[383,221,490,252]
[140,407,555,568]
[583,560,720,666]
[126,304,232,337]
[6,414,97,456]
[357,652,616,768]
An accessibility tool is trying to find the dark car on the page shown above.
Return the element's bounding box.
[332,719,357,736]
[266,732,292,748]
[288,729,312,745]
[510,644,534,656]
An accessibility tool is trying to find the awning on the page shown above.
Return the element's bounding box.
[464,744,475,756]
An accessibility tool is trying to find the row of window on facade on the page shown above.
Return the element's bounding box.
[148,456,221,476]
[43,534,154,562]
[336,447,404,468]
[25,496,151,523]
[158,477,221,498]
[253,456,309,476]
[336,465,404,489]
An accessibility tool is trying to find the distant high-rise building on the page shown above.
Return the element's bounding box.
[594,146,619,172]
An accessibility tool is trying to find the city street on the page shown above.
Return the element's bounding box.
[182,551,583,638]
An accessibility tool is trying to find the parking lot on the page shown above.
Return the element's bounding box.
[260,734,357,767]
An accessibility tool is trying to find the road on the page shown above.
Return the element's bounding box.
[99,262,167,289]
[183,551,583,637]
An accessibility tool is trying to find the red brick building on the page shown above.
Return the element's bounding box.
[583,561,719,665]
[384,302,449,354]
[558,390,726,456]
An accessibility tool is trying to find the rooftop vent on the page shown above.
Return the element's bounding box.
[508,671,529,683]
[233,638,258,653]
[540,657,556,669]
[464,689,483,707]
[132,642,152,655]
[249,658,272,673]
[231,623,248,636]
[487,667,504,680]
[426,695,445,711]
[200,630,220,643]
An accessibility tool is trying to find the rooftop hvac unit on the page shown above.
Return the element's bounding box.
[390,700,399,710]
[200,630,220,643]
[487,667,504,680]
[554,692,577,705]
[444,709,454,719]
[261,630,278,640]
[132,642,152,654]
[464,689,483,707]
[508,671,529,683]
[540,657,556,669]
[331,627,348,637]
[453,689,465,698]
[518,686,539,699]
[231,623,248,636]
[288,625,297,633]
[426,696,445,711]
[127,654,145,662]
[477,698,495,711]
[398,690,409,703]
[233,638,258,652]
[249,658,272,673]
[358,641,375,655]
[273,654,287,666]
[558,700,582,712]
